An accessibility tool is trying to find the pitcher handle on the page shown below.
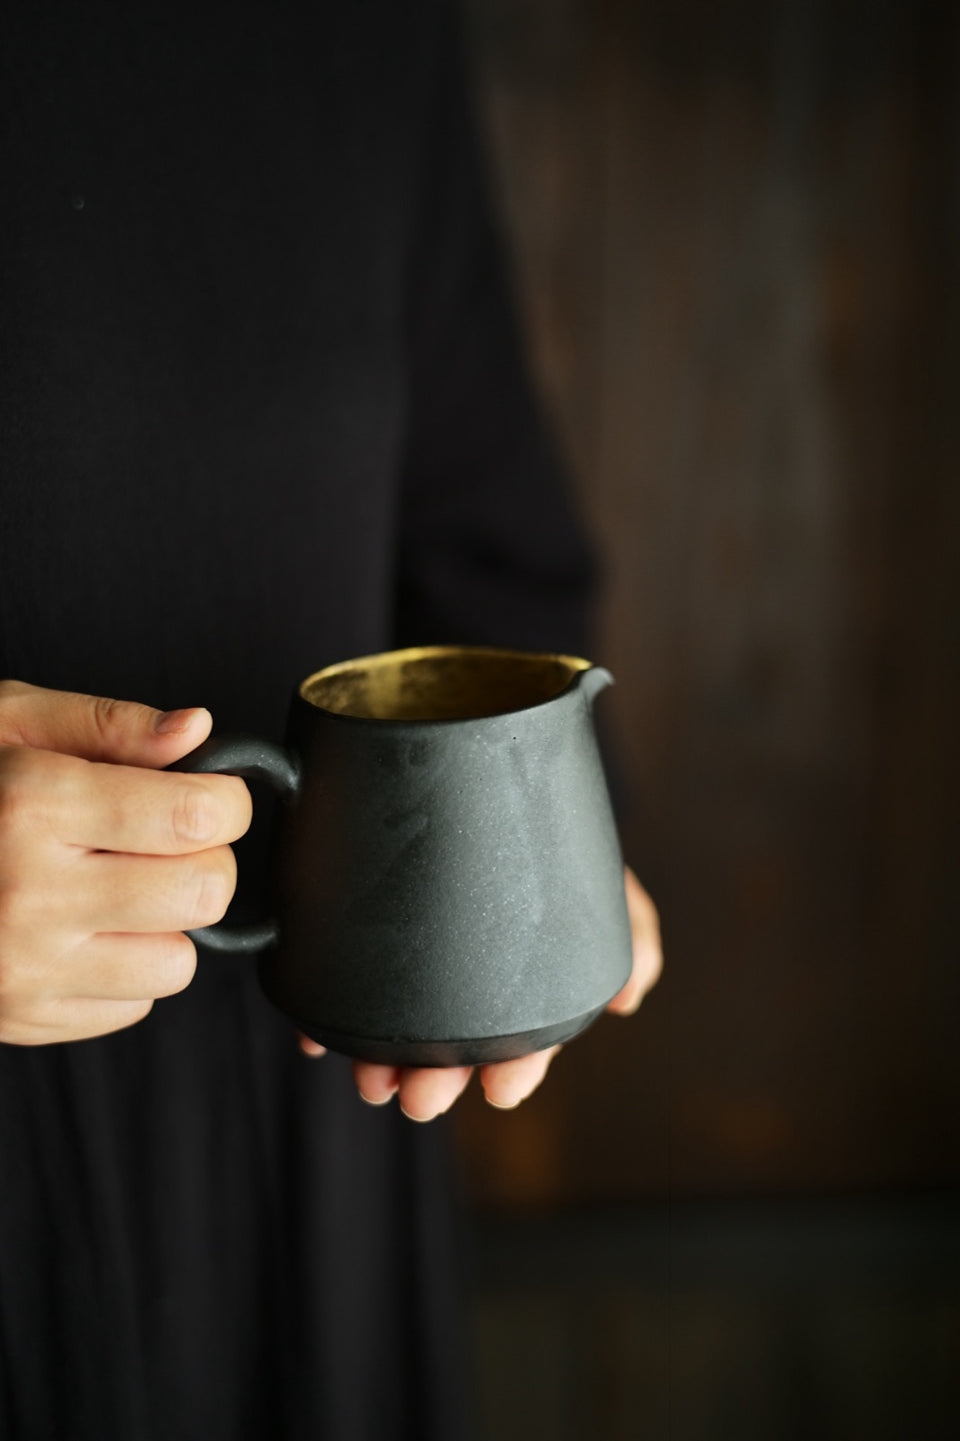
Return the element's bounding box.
[167,734,300,954]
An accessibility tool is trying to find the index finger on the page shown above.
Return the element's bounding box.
[52,755,253,855]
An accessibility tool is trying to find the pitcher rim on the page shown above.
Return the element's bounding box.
[296,643,603,726]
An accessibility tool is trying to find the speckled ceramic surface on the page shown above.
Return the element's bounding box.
[171,646,632,1066]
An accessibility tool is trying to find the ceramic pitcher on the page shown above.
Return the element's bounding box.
[172,645,631,1065]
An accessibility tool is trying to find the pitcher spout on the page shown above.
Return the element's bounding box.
[576,664,614,705]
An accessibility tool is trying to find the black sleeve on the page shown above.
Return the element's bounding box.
[393,3,599,657]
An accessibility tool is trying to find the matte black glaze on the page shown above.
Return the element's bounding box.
[172,652,632,1066]
[168,734,298,954]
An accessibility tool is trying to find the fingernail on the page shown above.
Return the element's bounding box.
[486,1095,521,1111]
[154,707,199,735]
[360,1089,397,1108]
[399,1106,434,1123]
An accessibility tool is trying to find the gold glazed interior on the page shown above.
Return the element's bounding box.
[299,646,591,721]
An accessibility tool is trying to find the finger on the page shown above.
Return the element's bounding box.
[607,867,663,1016]
[352,1060,401,1106]
[0,679,212,767]
[54,758,252,854]
[60,931,198,1001]
[397,1065,474,1122]
[0,997,154,1046]
[606,939,661,1013]
[77,846,237,934]
[480,1045,561,1110]
[297,1032,326,1057]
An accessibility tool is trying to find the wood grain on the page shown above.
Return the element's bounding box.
[453,0,959,1204]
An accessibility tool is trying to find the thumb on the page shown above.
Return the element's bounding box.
[0,679,213,768]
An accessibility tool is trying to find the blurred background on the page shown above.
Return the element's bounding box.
[449,1,959,1436]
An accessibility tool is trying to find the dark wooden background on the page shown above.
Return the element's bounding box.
[451,0,959,1208]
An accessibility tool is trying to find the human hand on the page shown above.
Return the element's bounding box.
[299,864,662,1121]
[0,680,252,1045]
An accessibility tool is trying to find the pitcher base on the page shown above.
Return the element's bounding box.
[291,1005,608,1068]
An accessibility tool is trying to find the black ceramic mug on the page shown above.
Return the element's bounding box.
[171,645,632,1066]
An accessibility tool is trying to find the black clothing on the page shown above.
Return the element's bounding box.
[0,3,595,1438]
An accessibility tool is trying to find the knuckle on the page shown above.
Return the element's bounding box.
[0,747,38,831]
[188,849,235,927]
[0,747,73,848]
[171,783,220,847]
[0,679,32,728]
[0,680,34,745]
[91,694,128,745]
[12,995,60,1032]
[153,934,197,998]
[0,874,35,936]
